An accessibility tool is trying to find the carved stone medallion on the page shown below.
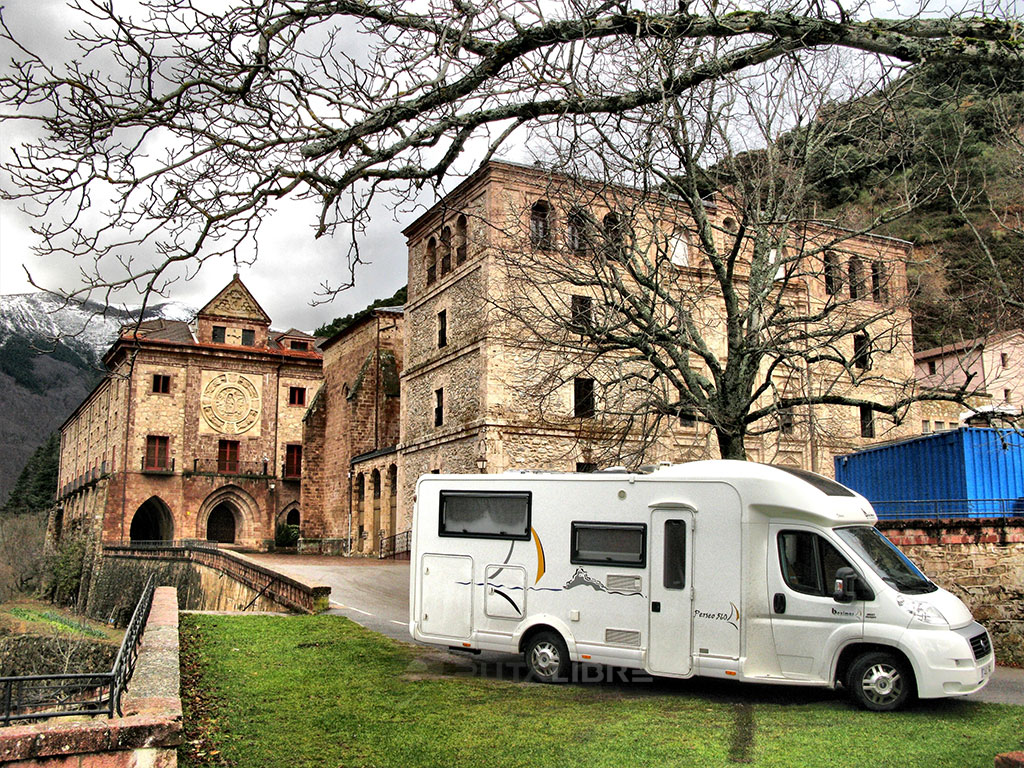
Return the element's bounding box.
[201,373,261,435]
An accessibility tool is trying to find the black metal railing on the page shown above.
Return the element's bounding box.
[186,458,272,478]
[379,530,411,560]
[873,498,1024,520]
[1,576,155,726]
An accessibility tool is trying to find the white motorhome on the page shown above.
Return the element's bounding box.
[409,461,994,710]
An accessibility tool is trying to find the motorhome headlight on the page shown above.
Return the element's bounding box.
[896,596,948,626]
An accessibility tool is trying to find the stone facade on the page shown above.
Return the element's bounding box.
[299,309,403,554]
[395,160,927,518]
[55,277,322,560]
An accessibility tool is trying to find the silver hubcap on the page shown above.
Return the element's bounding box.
[861,663,903,705]
[530,641,561,678]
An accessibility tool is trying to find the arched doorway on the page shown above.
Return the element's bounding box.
[286,507,300,527]
[130,497,174,542]
[197,485,258,546]
[206,503,237,543]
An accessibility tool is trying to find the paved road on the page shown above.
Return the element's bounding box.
[250,554,1024,706]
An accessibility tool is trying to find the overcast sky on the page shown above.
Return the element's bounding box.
[0,0,470,333]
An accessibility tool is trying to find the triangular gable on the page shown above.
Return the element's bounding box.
[197,275,271,325]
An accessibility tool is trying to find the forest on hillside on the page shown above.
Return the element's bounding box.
[801,62,1024,349]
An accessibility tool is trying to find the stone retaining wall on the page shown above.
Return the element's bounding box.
[0,586,182,766]
[878,519,1024,666]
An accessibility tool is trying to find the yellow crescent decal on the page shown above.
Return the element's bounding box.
[532,527,546,583]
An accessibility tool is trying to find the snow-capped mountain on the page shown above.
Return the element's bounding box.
[0,292,195,506]
[0,292,195,362]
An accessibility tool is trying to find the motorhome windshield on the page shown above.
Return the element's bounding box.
[835,526,937,594]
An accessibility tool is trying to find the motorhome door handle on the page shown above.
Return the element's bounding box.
[652,602,661,613]
[773,593,786,614]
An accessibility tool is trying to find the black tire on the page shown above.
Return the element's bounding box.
[846,651,914,711]
[524,631,570,683]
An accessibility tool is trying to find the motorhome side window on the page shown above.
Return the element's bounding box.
[439,491,531,540]
[778,531,853,597]
[571,522,646,568]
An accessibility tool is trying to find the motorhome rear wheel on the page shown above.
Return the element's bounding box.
[525,631,570,683]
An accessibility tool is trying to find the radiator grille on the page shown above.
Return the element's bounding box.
[606,574,642,593]
[605,628,641,647]
[969,631,992,660]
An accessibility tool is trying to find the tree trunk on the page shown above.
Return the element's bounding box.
[714,428,748,461]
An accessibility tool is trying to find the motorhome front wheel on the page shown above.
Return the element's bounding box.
[847,651,914,711]
[525,631,570,683]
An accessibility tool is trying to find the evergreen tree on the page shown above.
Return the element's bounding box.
[2,432,59,516]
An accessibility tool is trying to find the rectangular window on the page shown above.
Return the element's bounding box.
[859,404,875,438]
[663,520,687,590]
[570,295,592,331]
[779,408,795,436]
[241,328,256,346]
[434,388,444,427]
[289,387,306,406]
[212,325,226,343]
[1004,389,1013,403]
[679,406,697,428]
[571,522,646,568]
[437,310,447,348]
[575,462,599,473]
[290,340,309,351]
[853,334,871,370]
[928,360,937,375]
[218,440,239,474]
[144,436,169,470]
[1001,353,1009,368]
[934,421,945,431]
[439,491,531,540]
[285,444,302,478]
[574,377,595,418]
[922,420,931,434]
[152,374,171,394]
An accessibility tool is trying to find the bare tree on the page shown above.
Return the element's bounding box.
[485,50,977,463]
[0,0,1020,307]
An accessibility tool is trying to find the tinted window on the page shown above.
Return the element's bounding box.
[439,491,531,540]
[778,530,853,597]
[572,522,646,568]
[663,520,686,589]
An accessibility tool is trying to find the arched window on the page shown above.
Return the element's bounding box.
[566,208,590,255]
[426,237,437,286]
[440,226,453,276]
[455,215,468,265]
[530,200,553,249]
[669,230,689,267]
[824,251,840,296]
[848,255,863,300]
[603,211,626,257]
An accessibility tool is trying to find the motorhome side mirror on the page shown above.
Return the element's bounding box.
[833,567,858,603]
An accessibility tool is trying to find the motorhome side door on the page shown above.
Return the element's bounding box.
[648,508,694,677]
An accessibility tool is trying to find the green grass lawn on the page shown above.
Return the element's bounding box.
[179,614,1023,768]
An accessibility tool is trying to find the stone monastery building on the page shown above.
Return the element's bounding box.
[300,161,928,555]
[59,160,943,557]
[56,277,322,550]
